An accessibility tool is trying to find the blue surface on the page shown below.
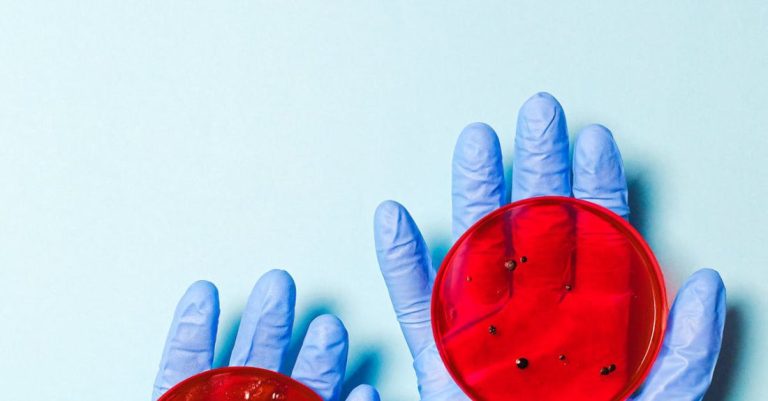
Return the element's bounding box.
[0,2,766,400]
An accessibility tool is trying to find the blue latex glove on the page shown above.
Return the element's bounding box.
[374,92,726,400]
[152,269,380,401]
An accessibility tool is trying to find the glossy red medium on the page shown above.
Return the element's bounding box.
[432,197,667,401]
[157,367,322,401]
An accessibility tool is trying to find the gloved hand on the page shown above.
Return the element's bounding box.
[152,269,379,401]
[373,92,726,400]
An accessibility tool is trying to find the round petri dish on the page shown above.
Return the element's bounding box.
[157,367,322,401]
[432,196,667,401]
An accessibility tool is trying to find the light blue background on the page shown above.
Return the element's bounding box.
[1,2,766,400]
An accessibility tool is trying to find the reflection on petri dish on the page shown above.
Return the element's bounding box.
[157,367,321,401]
[432,196,667,401]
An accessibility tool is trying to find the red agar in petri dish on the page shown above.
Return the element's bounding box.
[157,367,322,401]
[432,196,667,401]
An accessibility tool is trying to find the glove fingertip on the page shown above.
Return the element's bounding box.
[451,121,505,239]
[670,268,726,333]
[306,314,349,344]
[374,200,405,228]
[345,384,380,401]
[686,268,725,294]
[373,200,419,251]
[513,92,570,201]
[574,124,617,158]
[572,124,629,219]
[518,92,563,129]
[255,269,297,300]
[292,314,349,401]
[180,280,220,315]
[454,122,500,161]
[677,268,725,310]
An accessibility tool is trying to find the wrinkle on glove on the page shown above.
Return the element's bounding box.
[292,315,349,401]
[632,269,726,401]
[152,281,220,400]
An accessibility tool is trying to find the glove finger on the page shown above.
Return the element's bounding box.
[373,200,434,358]
[451,122,505,241]
[229,269,296,371]
[632,269,726,400]
[567,126,634,391]
[344,385,380,401]
[568,125,631,385]
[291,314,349,401]
[572,124,630,218]
[152,281,220,400]
[512,92,571,201]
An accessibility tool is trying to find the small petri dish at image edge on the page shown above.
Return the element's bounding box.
[157,367,322,401]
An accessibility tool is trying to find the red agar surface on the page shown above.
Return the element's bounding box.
[157,367,322,401]
[432,196,667,401]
